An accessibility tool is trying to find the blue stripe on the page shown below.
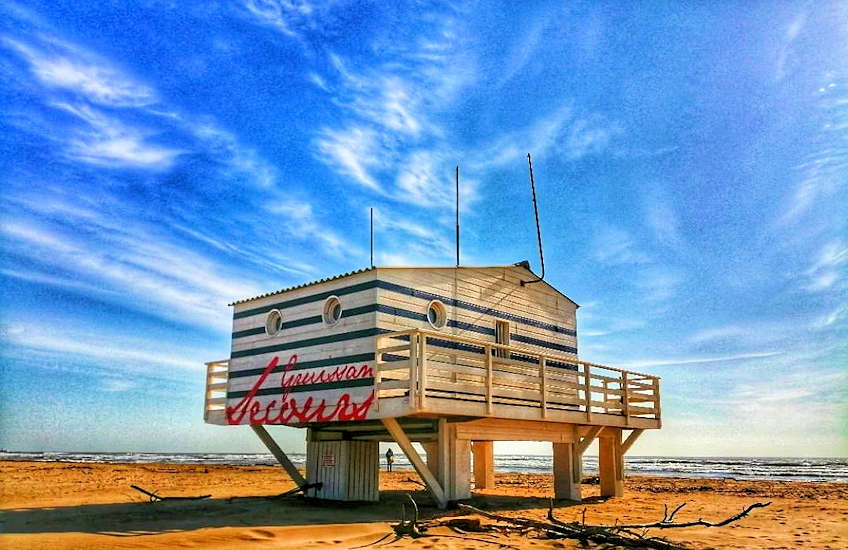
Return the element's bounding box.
[233,303,576,357]
[232,279,576,337]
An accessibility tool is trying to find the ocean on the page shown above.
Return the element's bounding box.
[2,452,845,482]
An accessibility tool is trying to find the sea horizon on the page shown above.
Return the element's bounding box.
[3,451,846,483]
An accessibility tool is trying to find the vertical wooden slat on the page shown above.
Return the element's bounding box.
[419,333,428,409]
[409,332,419,411]
[622,372,630,424]
[583,362,592,423]
[485,346,493,415]
[539,356,547,418]
[653,377,662,424]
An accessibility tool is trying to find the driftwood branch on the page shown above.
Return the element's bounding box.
[130,485,210,502]
[588,502,772,530]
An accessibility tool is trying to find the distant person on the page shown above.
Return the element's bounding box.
[385,448,394,472]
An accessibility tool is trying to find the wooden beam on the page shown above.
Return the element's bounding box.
[250,424,306,486]
[381,417,448,508]
[621,429,644,454]
[576,426,603,455]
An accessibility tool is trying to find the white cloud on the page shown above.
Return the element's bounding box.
[6,327,200,371]
[264,198,357,258]
[315,126,382,190]
[242,0,315,37]
[592,226,651,265]
[52,102,182,169]
[3,36,156,107]
[618,350,781,369]
[0,218,261,329]
[803,239,847,293]
[101,379,139,392]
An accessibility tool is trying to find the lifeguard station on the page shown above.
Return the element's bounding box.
[204,262,661,508]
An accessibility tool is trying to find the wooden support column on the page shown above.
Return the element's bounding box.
[599,428,624,497]
[553,442,581,501]
[447,423,471,501]
[381,418,447,508]
[251,424,306,486]
[422,441,440,478]
[471,441,495,489]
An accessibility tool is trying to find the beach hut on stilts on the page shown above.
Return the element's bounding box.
[204,262,662,507]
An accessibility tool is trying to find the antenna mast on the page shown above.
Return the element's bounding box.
[456,166,460,267]
[522,153,545,285]
[370,207,374,268]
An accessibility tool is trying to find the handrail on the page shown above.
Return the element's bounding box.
[376,329,661,425]
[379,328,660,380]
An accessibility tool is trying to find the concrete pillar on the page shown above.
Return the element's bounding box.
[447,424,471,500]
[552,442,581,501]
[471,441,495,489]
[599,429,624,497]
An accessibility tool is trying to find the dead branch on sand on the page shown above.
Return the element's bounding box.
[457,500,771,550]
[130,485,210,503]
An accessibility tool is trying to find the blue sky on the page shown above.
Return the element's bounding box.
[0,1,845,457]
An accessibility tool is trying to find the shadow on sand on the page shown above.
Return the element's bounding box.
[0,489,607,537]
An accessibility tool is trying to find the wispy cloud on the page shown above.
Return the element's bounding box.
[0,217,262,329]
[3,36,156,107]
[4,323,202,372]
[52,102,182,169]
[779,77,848,224]
[241,0,316,38]
[618,350,782,369]
[775,10,806,82]
[592,226,651,265]
[803,239,847,292]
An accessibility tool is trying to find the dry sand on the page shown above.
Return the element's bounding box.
[1,461,846,549]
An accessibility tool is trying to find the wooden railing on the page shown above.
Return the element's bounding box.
[375,329,661,424]
[204,359,229,422]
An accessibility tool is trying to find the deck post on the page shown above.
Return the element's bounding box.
[250,424,307,487]
[381,417,448,508]
[471,441,495,489]
[553,442,581,501]
[599,428,624,497]
[448,423,472,501]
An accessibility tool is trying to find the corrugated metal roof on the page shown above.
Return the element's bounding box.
[228,261,578,307]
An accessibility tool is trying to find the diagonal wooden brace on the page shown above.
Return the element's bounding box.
[381,417,448,509]
[621,428,644,454]
[251,424,307,487]
[576,426,604,456]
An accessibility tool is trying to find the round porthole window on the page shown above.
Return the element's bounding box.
[265,309,283,336]
[323,296,343,326]
[426,300,447,329]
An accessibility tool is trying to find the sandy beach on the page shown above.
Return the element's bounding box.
[1,461,846,549]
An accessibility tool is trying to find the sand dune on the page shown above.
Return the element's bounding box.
[1,461,846,549]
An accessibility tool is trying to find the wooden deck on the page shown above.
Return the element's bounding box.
[204,329,661,430]
[373,329,660,430]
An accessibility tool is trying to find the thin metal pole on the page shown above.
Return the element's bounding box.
[370,207,374,268]
[456,166,460,267]
[525,153,545,282]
